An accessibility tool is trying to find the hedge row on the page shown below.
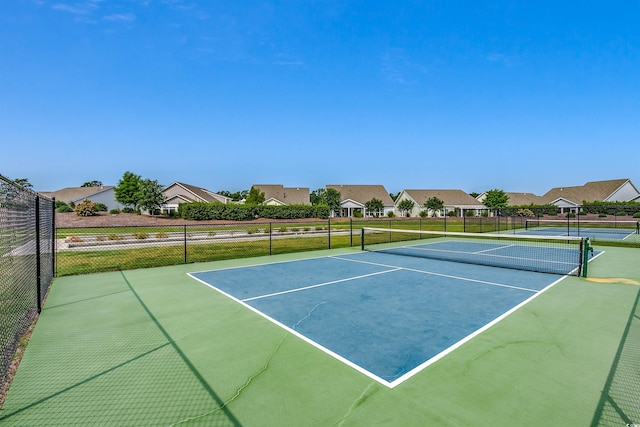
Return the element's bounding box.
[580,201,640,215]
[500,204,560,216]
[179,202,331,220]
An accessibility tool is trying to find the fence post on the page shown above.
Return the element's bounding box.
[463,210,466,232]
[328,218,331,249]
[350,218,352,247]
[35,197,42,313]
[269,222,272,255]
[52,197,56,278]
[183,225,187,263]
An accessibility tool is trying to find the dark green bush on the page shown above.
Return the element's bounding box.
[179,202,330,221]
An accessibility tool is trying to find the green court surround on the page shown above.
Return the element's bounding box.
[1,246,638,426]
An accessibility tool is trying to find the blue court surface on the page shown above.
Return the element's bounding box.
[519,226,637,241]
[189,251,568,388]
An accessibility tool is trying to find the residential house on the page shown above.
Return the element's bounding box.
[326,185,395,217]
[251,184,310,205]
[40,186,123,211]
[476,192,543,207]
[397,189,485,217]
[540,178,640,214]
[162,182,232,213]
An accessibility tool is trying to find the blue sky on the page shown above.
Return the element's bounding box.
[1,1,639,195]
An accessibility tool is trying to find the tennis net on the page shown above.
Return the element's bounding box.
[361,227,586,276]
[525,219,640,236]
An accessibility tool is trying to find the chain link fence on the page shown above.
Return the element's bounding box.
[54,206,640,277]
[0,174,54,398]
[52,214,532,276]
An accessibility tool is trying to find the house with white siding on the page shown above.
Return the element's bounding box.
[251,184,310,205]
[326,184,395,217]
[396,189,485,217]
[162,182,231,213]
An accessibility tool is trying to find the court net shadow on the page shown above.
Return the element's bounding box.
[590,287,640,427]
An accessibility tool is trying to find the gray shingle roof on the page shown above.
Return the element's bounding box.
[540,179,630,204]
[39,186,114,203]
[326,185,395,206]
[252,184,310,205]
[403,189,484,207]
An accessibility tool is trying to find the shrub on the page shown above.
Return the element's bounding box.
[122,207,136,214]
[96,236,107,242]
[74,199,96,217]
[66,236,83,243]
[108,234,124,240]
[615,211,627,216]
[566,212,576,218]
[599,213,607,218]
[94,203,108,212]
[109,208,121,214]
[279,226,287,232]
[634,212,640,218]
[517,209,535,217]
[155,232,169,238]
[133,232,148,239]
[447,211,457,217]
[57,204,74,213]
[353,211,363,218]
[387,212,395,218]
[419,211,428,218]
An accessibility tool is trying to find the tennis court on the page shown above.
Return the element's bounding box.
[190,252,569,387]
[1,236,639,425]
[522,219,640,241]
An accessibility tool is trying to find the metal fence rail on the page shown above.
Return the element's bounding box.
[0,175,54,397]
[53,215,527,276]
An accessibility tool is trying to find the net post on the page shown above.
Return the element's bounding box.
[36,196,42,313]
[52,197,57,278]
[361,228,365,251]
[581,238,591,278]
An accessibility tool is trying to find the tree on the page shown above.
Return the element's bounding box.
[424,197,444,217]
[114,171,142,211]
[389,192,400,202]
[137,179,167,215]
[482,189,510,214]
[322,188,342,216]
[14,178,33,190]
[81,180,103,187]
[310,188,342,214]
[365,198,384,217]
[218,189,248,202]
[74,198,96,217]
[245,187,265,204]
[397,199,415,217]
[469,192,480,198]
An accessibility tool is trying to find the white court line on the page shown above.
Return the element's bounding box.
[242,268,401,302]
[189,255,567,389]
[330,255,540,293]
[473,244,514,254]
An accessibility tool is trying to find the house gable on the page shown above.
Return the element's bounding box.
[163,182,231,205]
[252,184,310,205]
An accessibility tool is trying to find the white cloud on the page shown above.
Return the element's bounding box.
[103,13,136,22]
